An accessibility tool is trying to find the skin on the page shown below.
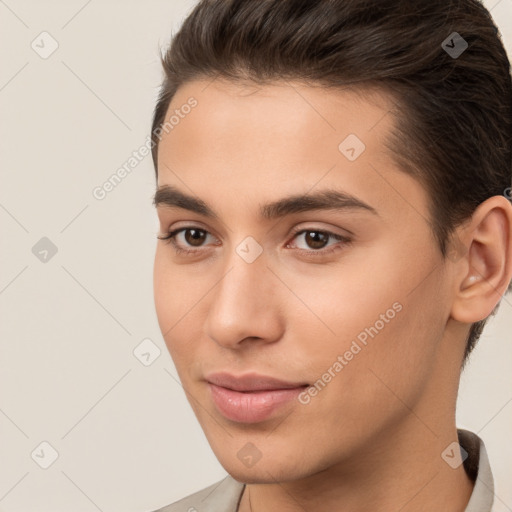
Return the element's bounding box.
[153,78,512,511]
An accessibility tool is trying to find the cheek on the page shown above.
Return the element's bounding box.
[153,250,200,325]
[153,250,216,371]
[153,254,174,331]
[153,252,190,357]
[278,265,399,354]
[320,284,444,421]
[287,257,443,394]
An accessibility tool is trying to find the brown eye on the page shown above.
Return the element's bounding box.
[157,226,218,255]
[183,228,207,247]
[287,228,351,257]
[303,231,329,250]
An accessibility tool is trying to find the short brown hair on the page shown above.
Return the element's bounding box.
[151,0,512,365]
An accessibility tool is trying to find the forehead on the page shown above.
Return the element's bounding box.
[158,78,397,172]
[155,77,430,226]
[184,78,391,125]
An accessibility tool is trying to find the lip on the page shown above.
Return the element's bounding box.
[206,372,309,423]
[205,372,308,392]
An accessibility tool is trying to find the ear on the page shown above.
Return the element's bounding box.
[450,195,512,324]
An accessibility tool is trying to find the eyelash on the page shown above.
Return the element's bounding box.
[157,226,351,258]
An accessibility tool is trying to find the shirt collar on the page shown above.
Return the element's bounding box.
[458,429,495,512]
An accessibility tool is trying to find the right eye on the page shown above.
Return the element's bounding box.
[157,227,219,255]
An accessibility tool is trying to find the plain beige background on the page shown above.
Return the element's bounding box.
[0,1,511,511]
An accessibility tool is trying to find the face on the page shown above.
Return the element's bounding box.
[153,78,455,483]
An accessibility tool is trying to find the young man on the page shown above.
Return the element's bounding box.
[150,0,512,510]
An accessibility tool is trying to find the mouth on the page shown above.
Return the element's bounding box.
[205,372,309,423]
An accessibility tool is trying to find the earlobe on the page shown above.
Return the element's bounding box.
[450,195,512,324]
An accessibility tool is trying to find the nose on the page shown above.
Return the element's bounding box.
[203,245,284,349]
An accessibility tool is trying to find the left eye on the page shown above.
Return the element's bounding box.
[288,229,347,251]
[157,227,350,255]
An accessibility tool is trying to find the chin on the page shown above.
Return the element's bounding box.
[214,449,314,485]
[223,466,297,485]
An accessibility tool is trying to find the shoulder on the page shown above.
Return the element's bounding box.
[152,475,245,512]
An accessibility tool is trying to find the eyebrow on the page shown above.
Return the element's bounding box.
[153,184,378,220]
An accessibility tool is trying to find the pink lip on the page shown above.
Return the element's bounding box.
[206,372,309,423]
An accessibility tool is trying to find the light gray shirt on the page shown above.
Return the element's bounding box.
[154,429,494,512]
